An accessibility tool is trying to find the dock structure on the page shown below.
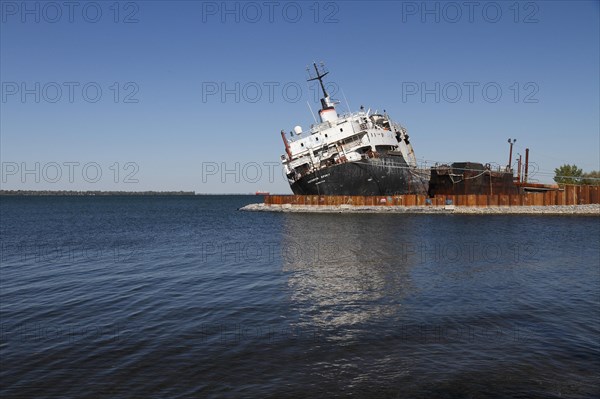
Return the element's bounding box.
[263,185,600,208]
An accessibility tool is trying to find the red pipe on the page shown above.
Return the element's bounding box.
[281,130,292,159]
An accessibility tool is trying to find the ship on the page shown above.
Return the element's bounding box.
[428,162,520,196]
[280,63,429,196]
[427,147,560,196]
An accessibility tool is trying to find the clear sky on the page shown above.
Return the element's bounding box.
[1,0,599,193]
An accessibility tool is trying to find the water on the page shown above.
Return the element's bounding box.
[1,196,598,398]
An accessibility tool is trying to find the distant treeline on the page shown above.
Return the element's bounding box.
[0,190,196,196]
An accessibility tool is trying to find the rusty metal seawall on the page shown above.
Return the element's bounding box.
[264,185,600,207]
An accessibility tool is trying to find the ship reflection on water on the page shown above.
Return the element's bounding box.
[280,214,419,340]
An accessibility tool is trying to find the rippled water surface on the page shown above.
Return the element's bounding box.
[1,196,599,398]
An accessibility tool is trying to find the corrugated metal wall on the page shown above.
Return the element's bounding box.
[264,185,600,207]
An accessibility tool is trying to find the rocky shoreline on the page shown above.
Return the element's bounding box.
[240,203,600,215]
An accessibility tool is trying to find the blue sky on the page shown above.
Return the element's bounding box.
[1,0,599,193]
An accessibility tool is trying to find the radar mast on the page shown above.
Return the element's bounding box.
[306,62,337,123]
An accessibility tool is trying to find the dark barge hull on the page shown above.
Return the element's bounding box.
[290,156,428,196]
[428,162,520,196]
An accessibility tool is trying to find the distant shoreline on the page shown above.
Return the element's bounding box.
[0,191,272,196]
[0,190,197,196]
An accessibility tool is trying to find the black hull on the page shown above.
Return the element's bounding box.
[290,156,428,196]
[428,162,520,196]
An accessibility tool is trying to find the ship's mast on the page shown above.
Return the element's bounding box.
[307,62,338,123]
[308,62,330,101]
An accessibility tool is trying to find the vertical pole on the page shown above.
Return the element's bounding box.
[517,155,522,182]
[508,141,514,170]
[524,148,529,183]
